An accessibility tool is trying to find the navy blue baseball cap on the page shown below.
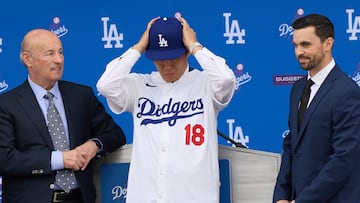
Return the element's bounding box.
[145,17,186,60]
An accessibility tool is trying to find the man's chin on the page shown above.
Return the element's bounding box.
[299,63,308,70]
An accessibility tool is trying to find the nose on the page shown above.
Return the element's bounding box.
[54,52,64,62]
[295,46,304,57]
[159,60,174,70]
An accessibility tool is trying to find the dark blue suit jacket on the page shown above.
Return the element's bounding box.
[0,80,126,203]
[273,65,360,203]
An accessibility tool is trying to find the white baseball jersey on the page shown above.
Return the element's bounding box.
[97,47,235,203]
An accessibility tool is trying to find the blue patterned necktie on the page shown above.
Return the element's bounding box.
[44,92,76,193]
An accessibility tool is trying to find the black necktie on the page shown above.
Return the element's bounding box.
[298,79,314,127]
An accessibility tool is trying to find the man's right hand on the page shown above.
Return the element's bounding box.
[62,149,87,171]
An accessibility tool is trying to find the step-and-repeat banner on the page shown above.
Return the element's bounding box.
[0,1,359,153]
[1,1,359,201]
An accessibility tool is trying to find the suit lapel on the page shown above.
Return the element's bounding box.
[295,66,339,146]
[17,81,54,149]
[58,81,81,148]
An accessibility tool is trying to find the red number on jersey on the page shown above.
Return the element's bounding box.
[185,124,205,146]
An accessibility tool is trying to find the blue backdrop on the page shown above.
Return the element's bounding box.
[0,1,359,155]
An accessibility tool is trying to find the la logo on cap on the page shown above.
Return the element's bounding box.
[158,34,168,47]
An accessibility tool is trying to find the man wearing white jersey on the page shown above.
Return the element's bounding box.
[97,16,235,203]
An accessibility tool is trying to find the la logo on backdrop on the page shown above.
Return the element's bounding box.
[346,8,360,40]
[228,64,251,148]
[346,9,360,86]
[101,17,124,49]
[223,12,246,45]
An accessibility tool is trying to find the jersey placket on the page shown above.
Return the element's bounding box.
[156,85,173,202]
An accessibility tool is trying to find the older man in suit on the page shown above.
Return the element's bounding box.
[0,29,126,203]
[273,14,360,203]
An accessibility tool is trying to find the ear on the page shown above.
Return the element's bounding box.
[324,37,334,52]
[21,51,32,67]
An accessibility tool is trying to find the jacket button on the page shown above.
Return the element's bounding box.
[50,184,55,189]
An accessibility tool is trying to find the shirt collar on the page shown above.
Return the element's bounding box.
[307,58,335,86]
[28,76,61,100]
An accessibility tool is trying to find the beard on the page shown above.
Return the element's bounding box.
[297,52,324,71]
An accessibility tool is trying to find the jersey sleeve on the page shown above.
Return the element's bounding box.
[96,48,141,114]
[194,47,236,106]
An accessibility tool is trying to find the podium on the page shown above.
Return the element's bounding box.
[93,144,281,203]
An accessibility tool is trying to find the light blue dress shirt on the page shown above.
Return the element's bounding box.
[28,77,69,171]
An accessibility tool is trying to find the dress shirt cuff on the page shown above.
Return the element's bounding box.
[51,151,64,170]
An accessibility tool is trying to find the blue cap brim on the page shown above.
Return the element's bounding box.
[145,48,186,60]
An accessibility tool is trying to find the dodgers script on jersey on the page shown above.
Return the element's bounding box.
[97,47,235,203]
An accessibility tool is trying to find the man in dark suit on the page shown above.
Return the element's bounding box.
[273,14,360,203]
[0,29,126,203]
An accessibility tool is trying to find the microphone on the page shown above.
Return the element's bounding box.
[217,129,246,148]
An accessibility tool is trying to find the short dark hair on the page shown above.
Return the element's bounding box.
[291,14,334,42]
